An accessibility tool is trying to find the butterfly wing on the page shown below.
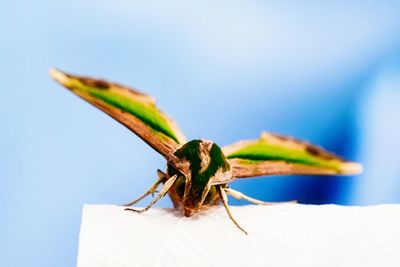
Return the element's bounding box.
[212,132,362,184]
[50,68,187,163]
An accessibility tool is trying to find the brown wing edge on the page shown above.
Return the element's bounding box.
[211,158,363,185]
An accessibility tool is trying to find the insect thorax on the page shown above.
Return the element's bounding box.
[167,139,231,216]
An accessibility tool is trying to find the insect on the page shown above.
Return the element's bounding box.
[50,68,362,234]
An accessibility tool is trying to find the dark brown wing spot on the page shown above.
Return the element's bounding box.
[271,133,290,141]
[305,145,345,161]
[80,78,110,90]
[270,133,306,144]
[305,145,322,156]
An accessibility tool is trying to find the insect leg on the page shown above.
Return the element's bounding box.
[157,169,181,208]
[123,169,167,207]
[225,188,297,205]
[156,169,167,179]
[125,174,178,213]
[217,185,248,235]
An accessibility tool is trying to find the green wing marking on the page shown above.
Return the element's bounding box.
[50,68,186,160]
[222,132,362,179]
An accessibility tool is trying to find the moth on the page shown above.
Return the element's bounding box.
[50,68,363,234]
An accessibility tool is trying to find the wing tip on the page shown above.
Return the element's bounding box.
[49,67,70,86]
[339,162,363,175]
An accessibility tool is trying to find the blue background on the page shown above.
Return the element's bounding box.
[1,1,400,266]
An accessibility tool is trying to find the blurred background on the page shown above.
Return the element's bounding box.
[1,1,400,266]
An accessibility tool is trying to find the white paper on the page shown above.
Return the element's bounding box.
[77,204,400,267]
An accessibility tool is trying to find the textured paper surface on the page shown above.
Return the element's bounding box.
[77,204,400,267]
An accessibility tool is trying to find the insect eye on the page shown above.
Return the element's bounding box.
[203,186,217,205]
[174,176,186,198]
